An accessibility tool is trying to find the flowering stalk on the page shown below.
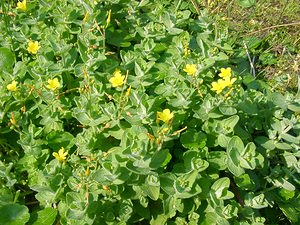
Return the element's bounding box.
[117,70,129,119]
[192,76,203,97]
[154,109,175,150]
[1,1,15,52]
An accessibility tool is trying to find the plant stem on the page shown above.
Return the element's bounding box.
[1,1,15,52]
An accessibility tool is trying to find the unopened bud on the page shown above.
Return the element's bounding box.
[85,167,90,177]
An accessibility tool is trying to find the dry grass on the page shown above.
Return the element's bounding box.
[206,0,300,92]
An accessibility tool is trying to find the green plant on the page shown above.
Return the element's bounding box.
[0,0,299,224]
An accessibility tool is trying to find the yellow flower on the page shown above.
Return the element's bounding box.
[53,147,68,162]
[27,40,40,54]
[222,76,237,87]
[211,77,236,94]
[211,79,227,94]
[218,67,232,78]
[157,109,174,124]
[109,69,125,87]
[16,0,26,11]
[46,78,60,90]
[7,81,18,92]
[183,64,197,76]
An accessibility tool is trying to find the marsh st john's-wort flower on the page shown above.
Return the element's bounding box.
[16,0,26,11]
[46,78,60,90]
[109,69,125,87]
[223,76,237,88]
[157,109,174,124]
[53,147,68,162]
[7,81,18,92]
[27,40,40,54]
[211,67,236,94]
[218,67,232,78]
[211,79,227,94]
[183,64,197,76]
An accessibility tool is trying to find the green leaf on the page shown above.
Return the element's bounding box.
[240,142,257,170]
[279,189,295,201]
[150,149,172,169]
[283,152,298,168]
[207,151,227,170]
[213,52,229,61]
[150,214,168,225]
[202,212,230,225]
[0,204,30,225]
[119,200,133,222]
[190,158,209,172]
[126,160,151,175]
[142,174,160,200]
[72,110,91,125]
[169,91,192,109]
[219,115,239,134]
[227,136,245,177]
[281,133,299,144]
[174,171,201,198]
[163,196,178,218]
[279,203,299,223]
[29,207,57,225]
[183,150,209,172]
[180,130,206,149]
[13,61,27,78]
[106,29,132,47]
[270,92,287,109]
[160,173,176,195]
[77,38,88,62]
[46,130,74,150]
[219,104,237,115]
[272,178,295,191]
[134,61,144,77]
[255,136,276,150]
[288,102,300,112]
[154,83,174,97]
[217,134,230,148]
[0,47,15,73]
[234,173,256,190]
[236,0,256,8]
[134,201,150,219]
[275,142,292,150]
[259,52,277,65]
[222,204,238,219]
[244,193,268,209]
[211,177,234,200]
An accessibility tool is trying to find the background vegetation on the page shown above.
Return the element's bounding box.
[0,0,299,224]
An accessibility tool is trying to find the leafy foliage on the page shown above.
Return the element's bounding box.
[0,0,299,224]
